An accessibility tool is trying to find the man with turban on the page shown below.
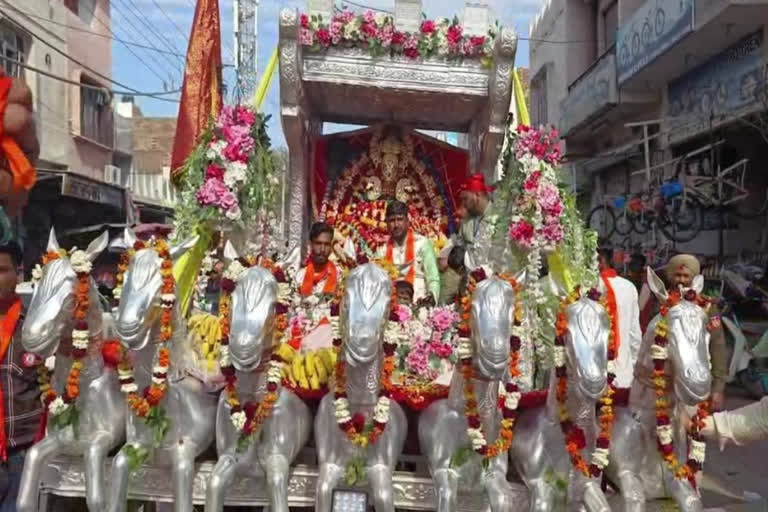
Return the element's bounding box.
[639,254,728,410]
[456,173,495,270]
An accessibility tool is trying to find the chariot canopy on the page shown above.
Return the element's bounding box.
[278,0,518,253]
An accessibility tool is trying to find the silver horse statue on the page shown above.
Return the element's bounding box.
[510,283,612,512]
[314,263,407,512]
[17,229,125,512]
[108,228,218,512]
[418,274,520,512]
[205,246,311,512]
[606,267,711,512]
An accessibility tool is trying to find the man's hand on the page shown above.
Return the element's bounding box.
[416,295,436,309]
[711,391,726,412]
[0,73,38,216]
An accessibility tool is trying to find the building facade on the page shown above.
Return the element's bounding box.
[530,0,768,263]
[1,0,131,272]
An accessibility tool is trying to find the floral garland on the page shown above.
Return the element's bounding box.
[35,248,93,430]
[329,286,394,449]
[116,240,174,443]
[301,10,495,62]
[218,257,291,449]
[554,288,616,478]
[652,290,709,488]
[456,267,523,460]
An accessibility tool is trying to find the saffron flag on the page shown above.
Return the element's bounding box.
[170,0,223,181]
[170,0,223,315]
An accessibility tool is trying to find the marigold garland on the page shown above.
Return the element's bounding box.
[36,248,93,428]
[218,257,289,448]
[116,240,174,431]
[457,268,523,460]
[554,287,617,478]
[652,289,709,489]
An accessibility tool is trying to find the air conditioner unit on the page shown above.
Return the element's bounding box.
[104,164,122,185]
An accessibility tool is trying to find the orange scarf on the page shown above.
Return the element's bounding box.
[300,261,338,297]
[0,77,36,193]
[600,269,621,354]
[0,296,22,461]
[386,229,415,285]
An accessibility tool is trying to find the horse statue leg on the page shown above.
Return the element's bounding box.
[367,463,395,512]
[581,480,611,512]
[485,466,517,512]
[615,469,646,512]
[315,462,344,512]
[526,479,557,512]
[205,453,238,512]
[432,468,459,512]
[16,435,63,512]
[264,453,291,512]
[107,442,146,512]
[83,431,114,512]
[668,478,703,512]
[171,440,198,512]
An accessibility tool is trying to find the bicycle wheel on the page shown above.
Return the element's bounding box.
[587,205,616,239]
[631,212,652,234]
[632,32,641,56]
[615,212,633,236]
[660,201,703,243]
[655,8,665,35]
[733,187,768,219]
[641,21,652,46]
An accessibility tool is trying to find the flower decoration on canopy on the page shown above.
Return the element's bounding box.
[300,10,496,63]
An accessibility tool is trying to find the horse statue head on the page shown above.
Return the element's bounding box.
[22,228,109,359]
[342,263,391,366]
[471,274,519,380]
[114,228,198,351]
[225,242,278,372]
[647,267,711,405]
[549,275,612,400]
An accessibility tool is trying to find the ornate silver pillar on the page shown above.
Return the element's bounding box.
[279,8,309,254]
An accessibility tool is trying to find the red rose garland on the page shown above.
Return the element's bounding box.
[554,287,617,478]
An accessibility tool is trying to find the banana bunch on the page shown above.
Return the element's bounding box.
[281,345,337,391]
[188,313,221,371]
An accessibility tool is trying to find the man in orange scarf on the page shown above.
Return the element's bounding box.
[0,241,42,507]
[295,222,339,299]
[598,246,642,388]
[377,200,440,307]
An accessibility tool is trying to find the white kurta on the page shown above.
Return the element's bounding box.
[604,275,643,388]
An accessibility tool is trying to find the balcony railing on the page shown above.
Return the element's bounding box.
[559,49,618,136]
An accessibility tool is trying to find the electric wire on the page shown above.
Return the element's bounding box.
[146,0,192,44]
[116,0,185,59]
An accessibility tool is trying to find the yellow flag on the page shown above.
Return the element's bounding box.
[512,68,530,126]
[252,47,278,111]
[173,225,212,316]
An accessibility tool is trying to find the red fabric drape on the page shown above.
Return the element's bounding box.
[170,0,223,181]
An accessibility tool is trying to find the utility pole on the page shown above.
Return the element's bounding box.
[233,0,259,103]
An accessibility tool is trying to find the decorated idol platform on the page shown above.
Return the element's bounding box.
[18,1,766,512]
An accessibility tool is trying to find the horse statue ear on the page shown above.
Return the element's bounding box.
[546,272,567,299]
[647,266,669,302]
[85,231,110,262]
[223,240,239,262]
[278,245,301,276]
[170,235,200,262]
[46,227,60,253]
[514,268,527,286]
[692,274,704,294]
[123,227,138,249]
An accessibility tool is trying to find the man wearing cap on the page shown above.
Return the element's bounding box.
[456,173,495,270]
[377,200,440,307]
[639,254,728,410]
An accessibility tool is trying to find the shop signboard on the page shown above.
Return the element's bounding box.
[616,0,695,85]
[667,31,764,144]
[61,173,124,208]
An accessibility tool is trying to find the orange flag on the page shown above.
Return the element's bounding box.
[170,0,223,182]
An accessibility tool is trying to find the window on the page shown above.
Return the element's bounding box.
[603,1,618,50]
[80,77,114,147]
[0,23,26,78]
[530,68,548,126]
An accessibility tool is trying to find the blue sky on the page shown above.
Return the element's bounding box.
[115,0,544,147]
